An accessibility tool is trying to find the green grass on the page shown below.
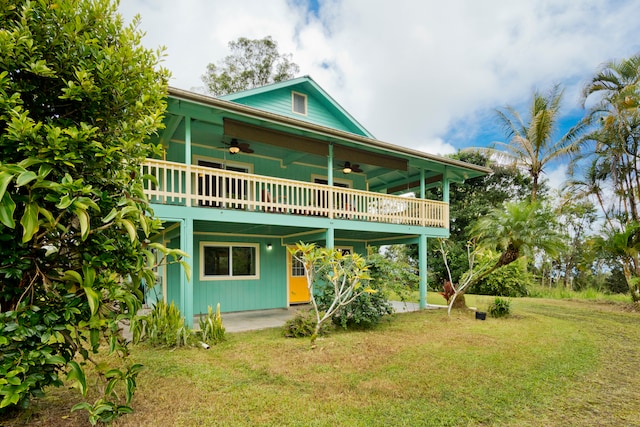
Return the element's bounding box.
[528,285,630,302]
[3,298,640,426]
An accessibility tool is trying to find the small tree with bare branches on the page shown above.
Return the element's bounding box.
[289,242,374,347]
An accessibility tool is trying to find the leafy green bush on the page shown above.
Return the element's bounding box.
[309,252,397,330]
[488,297,511,318]
[198,304,225,345]
[132,301,191,348]
[472,257,534,297]
[316,279,394,329]
[367,251,419,301]
[283,309,330,338]
[0,0,177,420]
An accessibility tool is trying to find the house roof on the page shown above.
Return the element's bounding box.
[219,76,374,138]
[167,86,492,185]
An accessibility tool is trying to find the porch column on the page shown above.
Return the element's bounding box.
[326,144,335,248]
[180,218,194,327]
[419,168,428,309]
[419,234,428,309]
[184,115,192,166]
[327,143,334,186]
[326,229,335,249]
[443,166,450,203]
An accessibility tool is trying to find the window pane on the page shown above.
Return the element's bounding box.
[292,253,305,277]
[232,247,256,276]
[293,93,306,114]
[204,246,229,276]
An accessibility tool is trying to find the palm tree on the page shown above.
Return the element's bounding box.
[577,54,640,303]
[470,200,565,281]
[578,54,640,225]
[476,84,588,202]
[441,201,564,313]
[566,158,613,228]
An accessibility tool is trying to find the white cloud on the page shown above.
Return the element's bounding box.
[542,163,570,193]
[118,0,640,153]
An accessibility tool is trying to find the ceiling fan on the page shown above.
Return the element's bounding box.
[223,138,254,154]
[340,161,362,174]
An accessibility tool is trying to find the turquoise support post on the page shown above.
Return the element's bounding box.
[184,115,192,166]
[419,234,428,309]
[443,166,450,203]
[326,228,335,249]
[180,218,194,327]
[418,169,428,308]
[326,143,335,248]
[180,116,194,326]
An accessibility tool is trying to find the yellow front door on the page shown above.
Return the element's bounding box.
[288,248,310,304]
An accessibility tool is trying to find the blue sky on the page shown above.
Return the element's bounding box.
[118,0,640,188]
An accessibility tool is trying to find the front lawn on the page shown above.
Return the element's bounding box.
[4,297,640,426]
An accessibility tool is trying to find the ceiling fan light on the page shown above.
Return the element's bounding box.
[229,139,241,154]
[342,161,352,174]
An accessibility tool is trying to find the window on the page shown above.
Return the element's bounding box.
[292,91,307,115]
[291,253,305,277]
[201,243,259,280]
[196,159,249,208]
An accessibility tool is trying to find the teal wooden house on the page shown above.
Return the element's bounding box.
[143,76,490,325]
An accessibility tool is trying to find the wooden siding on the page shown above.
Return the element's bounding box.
[231,89,365,135]
[193,236,287,313]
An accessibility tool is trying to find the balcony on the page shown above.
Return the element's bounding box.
[142,159,449,228]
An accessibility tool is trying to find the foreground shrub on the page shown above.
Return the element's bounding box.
[488,297,511,318]
[0,0,177,421]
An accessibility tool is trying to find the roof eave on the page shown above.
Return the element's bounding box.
[167,87,492,177]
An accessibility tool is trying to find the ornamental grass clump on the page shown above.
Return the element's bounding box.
[132,301,191,348]
[198,303,226,346]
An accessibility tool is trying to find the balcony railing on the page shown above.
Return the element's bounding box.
[142,159,449,228]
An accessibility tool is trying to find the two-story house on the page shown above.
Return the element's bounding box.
[142,76,490,325]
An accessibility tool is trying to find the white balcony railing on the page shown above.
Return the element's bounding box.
[142,159,449,228]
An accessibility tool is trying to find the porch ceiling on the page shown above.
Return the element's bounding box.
[193,220,418,245]
[168,118,443,194]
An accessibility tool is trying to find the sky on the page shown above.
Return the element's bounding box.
[117,0,640,189]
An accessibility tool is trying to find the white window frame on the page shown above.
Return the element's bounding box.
[292,91,307,116]
[200,242,260,281]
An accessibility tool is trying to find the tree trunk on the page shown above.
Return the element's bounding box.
[450,293,467,310]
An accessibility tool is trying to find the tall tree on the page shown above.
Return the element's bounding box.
[578,54,640,226]
[202,36,300,96]
[0,0,184,420]
[576,54,640,301]
[476,85,587,201]
[550,190,598,290]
